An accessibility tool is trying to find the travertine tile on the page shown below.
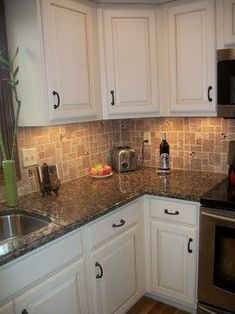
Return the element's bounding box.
[0,117,232,202]
[121,117,232,174]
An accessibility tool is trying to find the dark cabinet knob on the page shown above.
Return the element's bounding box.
[164,209,179,215]
[207,86,212,102]
[112,219,126,228]
[53,90,60,109]
[188,238,193,253]
[95,261,103,279]
[110,90,115,106]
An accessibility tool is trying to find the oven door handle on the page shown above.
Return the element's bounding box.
[201,211,235,223]
[198,304,216,314]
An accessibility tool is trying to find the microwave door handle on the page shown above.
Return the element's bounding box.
[201,211,235,223]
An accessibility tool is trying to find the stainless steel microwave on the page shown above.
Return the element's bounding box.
[217,49,235,117]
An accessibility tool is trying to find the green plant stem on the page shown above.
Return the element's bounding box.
[0,123,7,160]
[0,47,20,162]
[10,85,21,160]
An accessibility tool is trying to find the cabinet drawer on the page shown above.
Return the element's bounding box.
[150,197,198,225]
[88,201,139,249]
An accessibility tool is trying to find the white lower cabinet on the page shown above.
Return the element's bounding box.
[89,226,141,314]
[146,197,199,311]
[150,220,197,304]
[0,303,14,314]
[14,259,88,314]
[0,196,199,313]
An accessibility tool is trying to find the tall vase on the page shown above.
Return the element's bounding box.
[2,159,19,207]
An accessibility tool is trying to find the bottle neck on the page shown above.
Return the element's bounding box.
[162,133,166,141]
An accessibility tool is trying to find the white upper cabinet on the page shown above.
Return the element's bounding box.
[42,0,100,123]
[5,0,101,126]
[0,303,14,314]
[167,0,216,116]
[99,8,160,118]
[217,0,235,47]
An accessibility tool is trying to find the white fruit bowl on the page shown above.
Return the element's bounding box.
[88,172,113,179]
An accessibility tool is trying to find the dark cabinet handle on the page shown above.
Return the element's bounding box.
[22,310,28,314]
[207,86,212,102]
[110,90,115,106]
[188,238,193,253]
[112,219,125,228]
[164,209,179,215]
[53,90,60,109]
[95,261,103,279]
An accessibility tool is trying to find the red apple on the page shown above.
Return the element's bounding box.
[103,165,112,175]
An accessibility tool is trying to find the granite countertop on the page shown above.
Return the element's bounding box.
[0,167,226,266]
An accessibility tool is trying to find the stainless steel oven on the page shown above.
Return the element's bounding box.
[198,207,235,313]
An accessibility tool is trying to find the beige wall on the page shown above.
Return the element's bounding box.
[0,117,234,202]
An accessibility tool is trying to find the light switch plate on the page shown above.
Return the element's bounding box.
[22,147,38,167]
[143,132,151,145]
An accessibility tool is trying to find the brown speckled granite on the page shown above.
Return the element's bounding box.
[0,168,225,266]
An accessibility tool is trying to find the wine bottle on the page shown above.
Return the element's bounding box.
[160,133,170,171]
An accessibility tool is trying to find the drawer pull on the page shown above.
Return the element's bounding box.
[112,219,126,228]
[164,209,179,215]
[188,238,193,253]
[22,310,28,314]
[95,261,103,279]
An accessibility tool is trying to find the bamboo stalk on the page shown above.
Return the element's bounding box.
[0,122,7,160]
[10,85,21,160]
[0,47,20,162]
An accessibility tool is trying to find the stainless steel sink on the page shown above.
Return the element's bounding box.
[0,213,51,244]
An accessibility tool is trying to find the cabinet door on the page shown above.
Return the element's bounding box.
[90,226,141,314]
[0,303,15,314]
[42,0,100,122]
[14,259,88,314]
[150,220,197,305]
[101,9,159,117]
[168,1,216,115]
[223,0,235,45]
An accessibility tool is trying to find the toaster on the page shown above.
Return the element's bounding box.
[111,146,138,172]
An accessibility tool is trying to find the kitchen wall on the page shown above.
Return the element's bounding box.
[121,117,235,174]
[0,120,121,201]
[0,117,234,202]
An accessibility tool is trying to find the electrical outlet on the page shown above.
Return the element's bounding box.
[22,147,38,167]
[143,132,151,145]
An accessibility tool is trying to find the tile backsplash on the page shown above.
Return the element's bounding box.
[0,120,121,201]
[0,117,234,201]
[121,117,235,174]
